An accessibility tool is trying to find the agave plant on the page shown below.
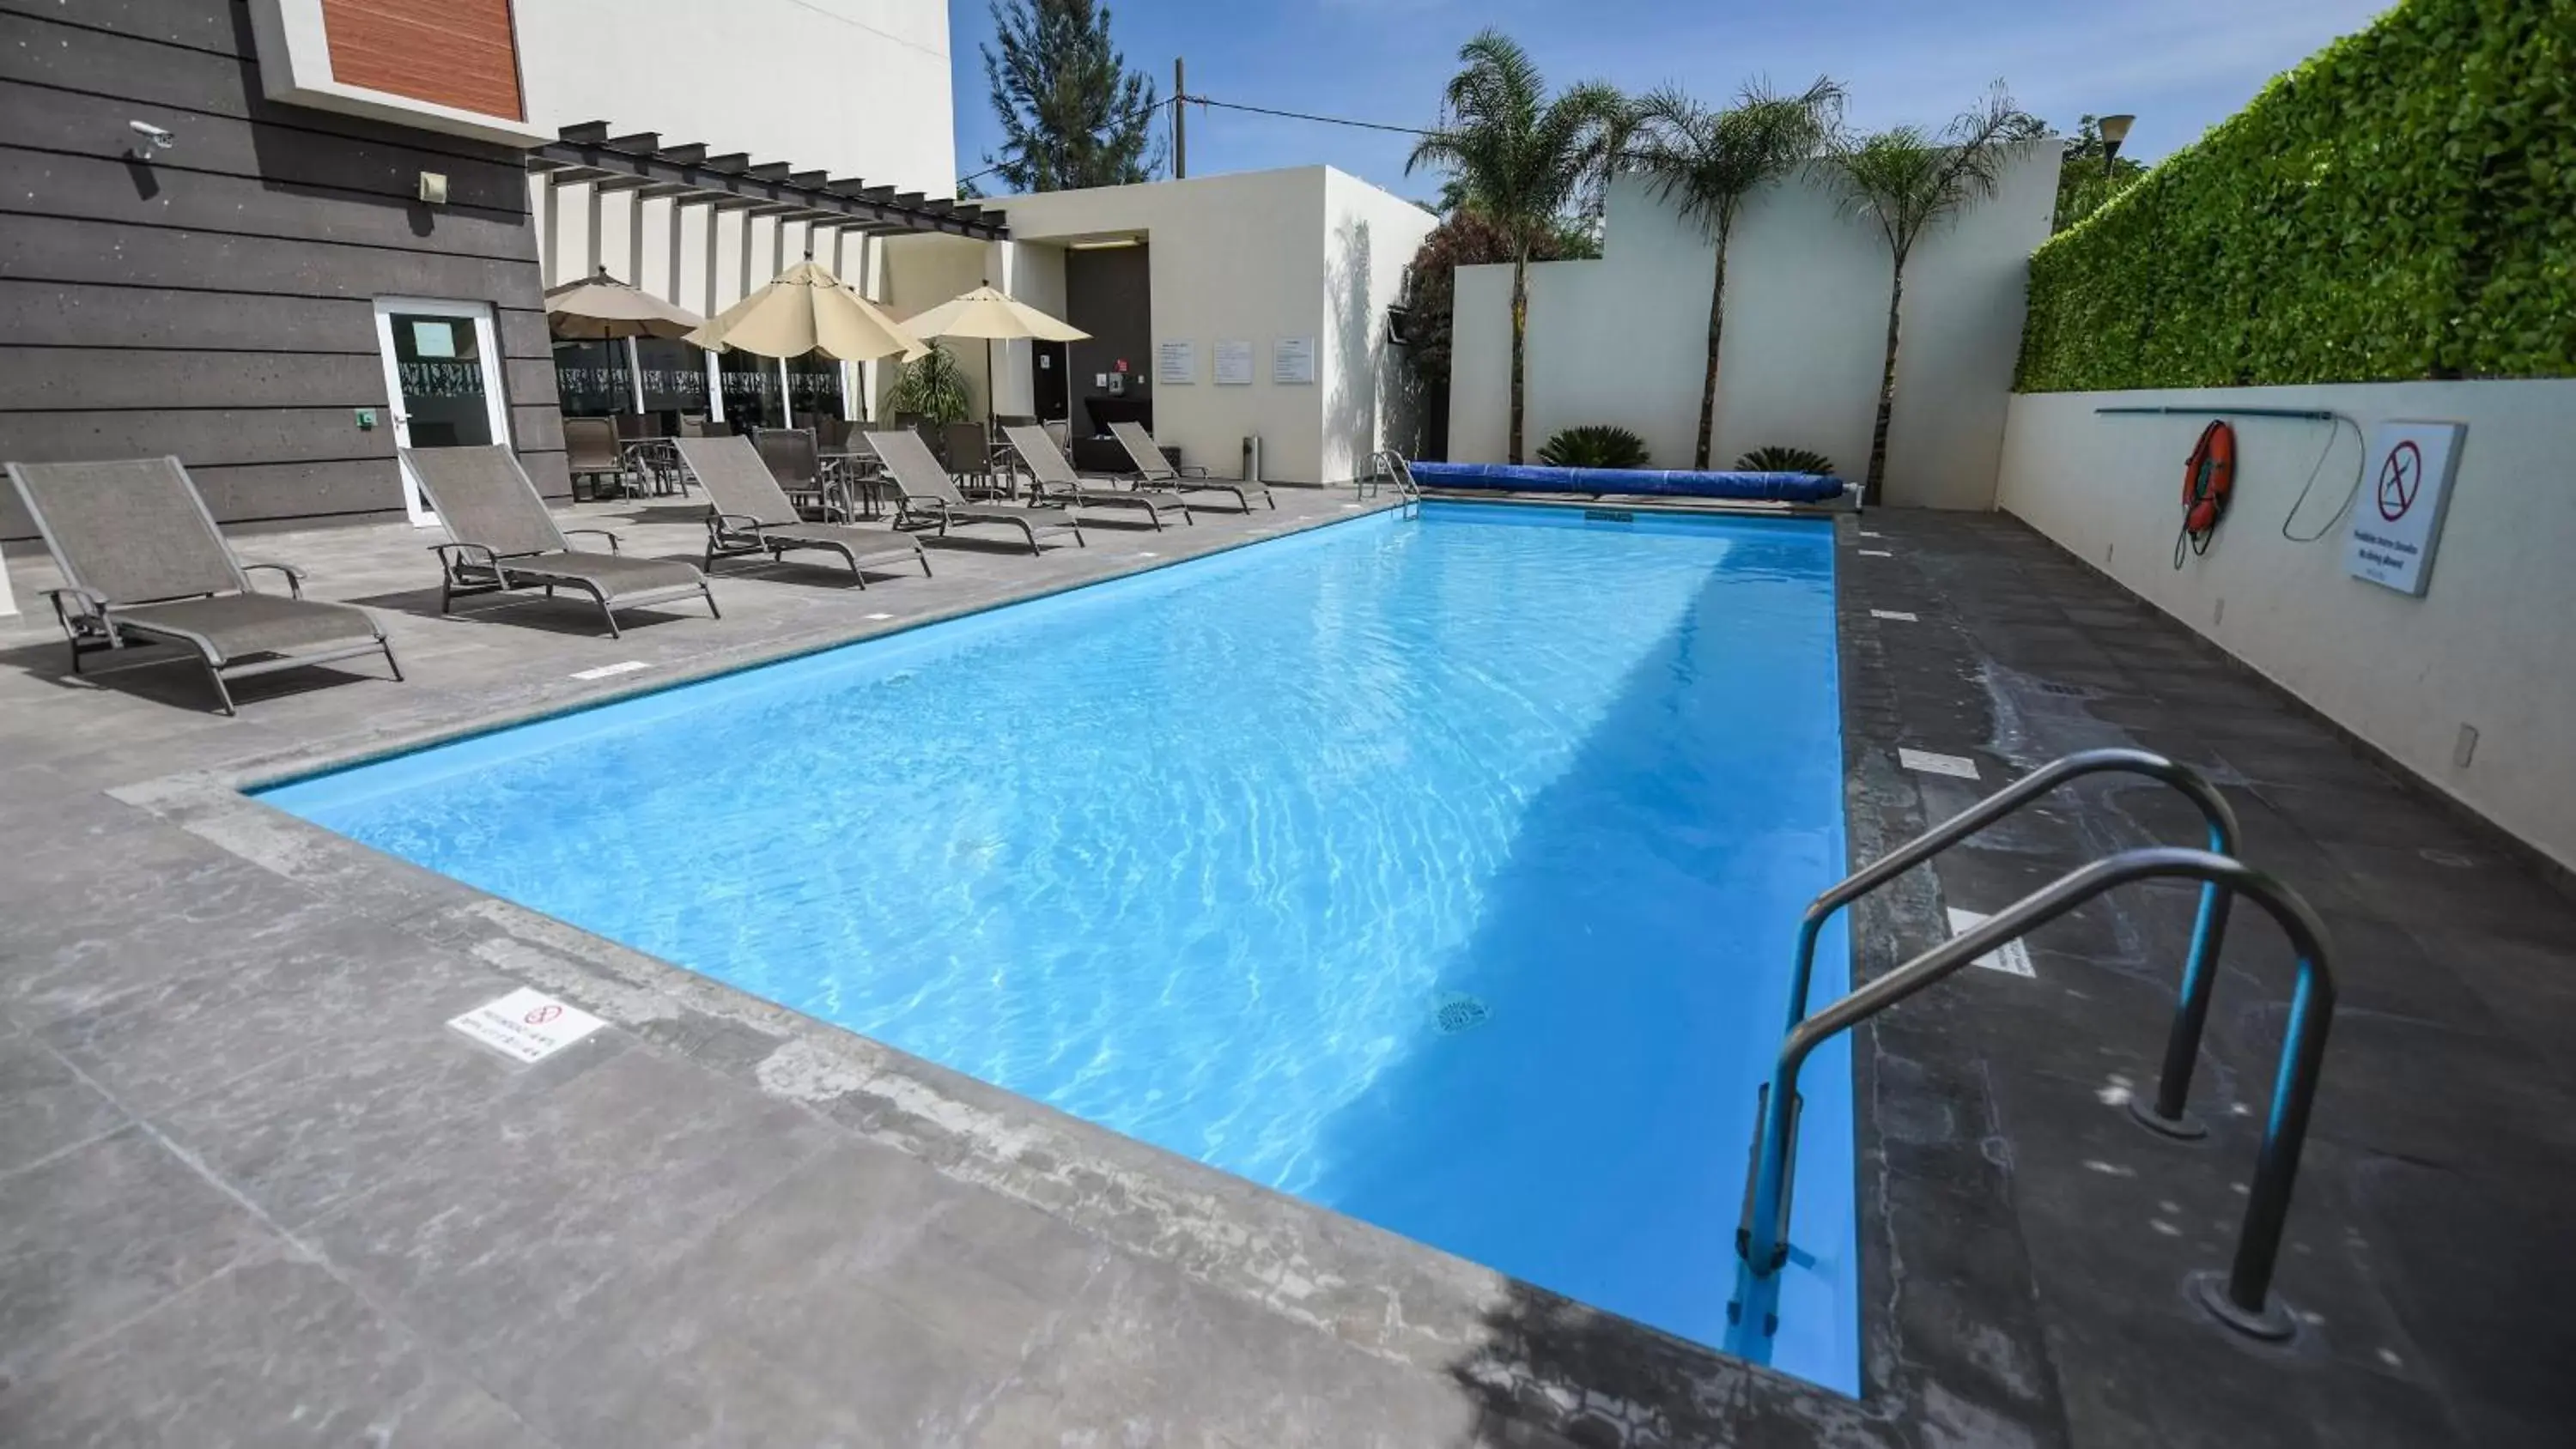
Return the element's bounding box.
[1538,424,1650,470]
[887,342,974,425]
[1737,445,1838,476]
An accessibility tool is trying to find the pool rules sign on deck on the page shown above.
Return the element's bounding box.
[448,988,607,1064]
[2347,421,2465,597]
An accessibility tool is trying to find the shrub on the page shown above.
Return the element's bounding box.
[1537,425,1650,470]
[1737,445,1838,476]
[2017,0,2575,391]
[887,343,974,424]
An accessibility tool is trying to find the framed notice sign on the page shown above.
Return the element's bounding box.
[1214,339,1255,385]
[2347,421,2465,597]
[1157,340,1196,385]
[1273,336,1315,385]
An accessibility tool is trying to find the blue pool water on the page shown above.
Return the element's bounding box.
[262,502,1858,1391]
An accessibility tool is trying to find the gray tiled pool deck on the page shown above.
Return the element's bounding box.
[2,494,2571,1446]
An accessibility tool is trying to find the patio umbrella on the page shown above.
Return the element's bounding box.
[684,259,926,363]
[900,286,1088,425]
[543,268,706,339]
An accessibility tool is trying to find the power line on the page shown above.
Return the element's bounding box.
[957,91,1442,192]
[1186,95,1438,139]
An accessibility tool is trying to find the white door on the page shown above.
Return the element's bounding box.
[372,297,510,526]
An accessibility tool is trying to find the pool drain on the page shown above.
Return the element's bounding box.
[1434,993,1491,1034]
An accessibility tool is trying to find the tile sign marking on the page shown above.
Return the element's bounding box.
[1899,748,1982,779]
[2347,420,2464,597]
[1946,908,2038,978]
[1858,549,1894,558]
[448,988,607,1064]
[570,660,650,681]
[1870,609,1919,621]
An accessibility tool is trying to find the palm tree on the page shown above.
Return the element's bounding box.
[1407,32,1627,464]
[1628,78,1844,470]
[1830,86,2040,503]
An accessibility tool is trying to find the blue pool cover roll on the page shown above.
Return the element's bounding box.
[1408,461,1847,503]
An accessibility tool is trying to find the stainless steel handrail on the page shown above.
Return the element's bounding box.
[1739,846,2336,1340]
[1784,747,2240,1138]
[1366,448,1423,513]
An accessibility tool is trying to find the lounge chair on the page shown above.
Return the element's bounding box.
[1002,425,1194,530]
[866,428,1084,555]
[4,457,401,715]
[1109,421,1272,511]
[677,435,929,585]
[402,445,718,637]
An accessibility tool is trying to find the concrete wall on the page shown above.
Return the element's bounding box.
[0,0,562,548]
[988,168,1435,484]
[516,0,955,195]
[1996,380,2576,870]
[1451,154,2058,508]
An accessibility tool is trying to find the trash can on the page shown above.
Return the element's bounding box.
[1241,435,1262,482]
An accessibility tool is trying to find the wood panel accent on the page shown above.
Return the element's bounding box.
[320,0,523,122]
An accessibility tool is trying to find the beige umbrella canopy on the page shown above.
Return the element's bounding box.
[901,286,1087,343]
[543,269,706,339]
[684,260,927,362]
[902,286,1088,425]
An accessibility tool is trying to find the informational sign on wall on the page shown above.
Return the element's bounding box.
[2347,420,2465,597]
[1214,339,1255,386]
[1157,340,1196,385]
[1273,336,1315,385]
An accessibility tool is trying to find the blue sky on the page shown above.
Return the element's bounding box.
[950,0,2394,198]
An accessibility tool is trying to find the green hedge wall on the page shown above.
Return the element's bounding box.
[2017,0,2574,391]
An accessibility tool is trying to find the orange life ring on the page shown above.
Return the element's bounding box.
[2182,420,2236,543]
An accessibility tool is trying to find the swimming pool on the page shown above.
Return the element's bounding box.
[262,500,1859,1391]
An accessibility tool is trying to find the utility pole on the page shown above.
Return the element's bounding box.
[1173,57,1187,179]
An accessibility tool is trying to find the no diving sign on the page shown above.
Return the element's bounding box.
[448,987,607,1064]
[2347,421,2465,597]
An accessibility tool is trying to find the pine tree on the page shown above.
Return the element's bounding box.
[979,0,1163,192]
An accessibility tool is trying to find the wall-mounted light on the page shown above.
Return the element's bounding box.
[126,119,175,154]
[2097,113,2136,174]
[1067,235,1143,251]
[416,171,450,205]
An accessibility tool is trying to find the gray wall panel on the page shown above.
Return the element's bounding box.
[0,0,253,58]
[1,82,534,215]
[0,282,379,353]
[0,348,387,409]
[0,151,538,259]
[0,214,546,308]
[0,408,397,468]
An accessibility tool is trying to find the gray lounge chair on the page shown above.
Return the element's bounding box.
[1001,425,1193,530]
[866,428,1084,555]
[1109,421,1272,511]
[4,457,401,715]
[677,435,929,585]
[403,446,717,637]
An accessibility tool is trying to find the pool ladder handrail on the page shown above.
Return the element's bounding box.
[1737,846,2335,1342]
[1364,449,1423,515]
[1782,748,2244,1140]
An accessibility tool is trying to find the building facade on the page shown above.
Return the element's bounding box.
[1,0,969,544]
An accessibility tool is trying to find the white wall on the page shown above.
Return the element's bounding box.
[1451,154,2058,508]
[987,167,1435,484]
[1322,170,1443,481]
[517,0,956,194]
[1996,380,2576,870]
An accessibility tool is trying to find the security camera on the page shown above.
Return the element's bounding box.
[128,120,176,151]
